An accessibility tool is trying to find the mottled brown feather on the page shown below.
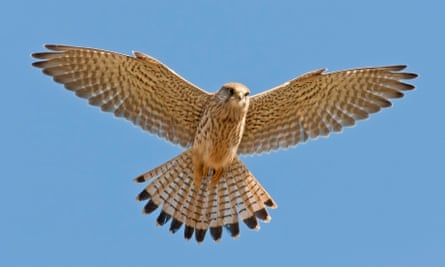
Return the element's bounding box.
[135,150,276,242]
[32,44,209,147]
[238,65,417,154]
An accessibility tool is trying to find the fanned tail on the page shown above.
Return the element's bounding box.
[134,149,277,243]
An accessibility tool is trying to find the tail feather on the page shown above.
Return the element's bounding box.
[135,149,277,243]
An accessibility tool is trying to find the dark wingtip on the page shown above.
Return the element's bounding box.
[44,44,70,51]
[404,72,419,79]
[44,44,57,49]
[32,44,68,61]
[143,199,158,214]
[31,59,46,67]
[389,65,418,80]
[403,83,416,90]
[31,52,43,60]
[386,65,407,71]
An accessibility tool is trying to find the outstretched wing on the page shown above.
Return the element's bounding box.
[32,44,210,147]
[238,65,417,154]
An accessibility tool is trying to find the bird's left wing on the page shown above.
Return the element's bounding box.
[238,65,417,154]
[32,44,210,147]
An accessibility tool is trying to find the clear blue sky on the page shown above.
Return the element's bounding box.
[2,1,443,266]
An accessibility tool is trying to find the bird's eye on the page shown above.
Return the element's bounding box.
[228,88,234,95]
[245,92,250,96]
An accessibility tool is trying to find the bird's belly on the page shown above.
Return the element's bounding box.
[201,141,237,169]
[193,118,244,170]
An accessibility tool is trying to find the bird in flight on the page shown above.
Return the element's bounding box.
[32,44,417,243]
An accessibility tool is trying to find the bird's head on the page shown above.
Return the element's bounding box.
[217,82,250,111]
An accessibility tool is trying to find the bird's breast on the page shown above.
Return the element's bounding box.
[193,109,246,169]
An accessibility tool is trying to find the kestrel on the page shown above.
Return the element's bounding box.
[32,44,417,243]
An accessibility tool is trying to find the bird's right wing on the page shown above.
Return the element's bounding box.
[32,44,210,148]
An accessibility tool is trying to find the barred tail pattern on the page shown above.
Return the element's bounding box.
[134,149,277,243]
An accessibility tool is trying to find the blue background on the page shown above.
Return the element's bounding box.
[2,1,443,266]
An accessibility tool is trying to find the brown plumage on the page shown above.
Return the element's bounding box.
[32,44,418,243]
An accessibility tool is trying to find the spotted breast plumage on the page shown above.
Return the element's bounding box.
[32,44,417,243]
